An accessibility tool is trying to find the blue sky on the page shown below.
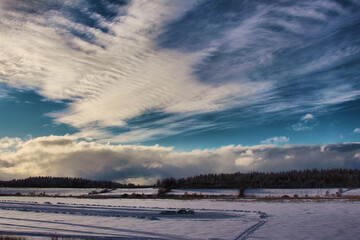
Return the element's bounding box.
[0,0,360,182]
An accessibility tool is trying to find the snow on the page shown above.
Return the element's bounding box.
[104,188,354,198]
[167,189,239,196]
[98,188,159,196]
[1,187,358,198]
[0,195,359,239]
[244,188,343,197]
[0,188,102,196]
[343,188,360,196]
[169,188,347,197]
[0,197,259,239]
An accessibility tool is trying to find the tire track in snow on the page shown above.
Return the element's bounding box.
[0,216,190,240]
[235,220,267,240]
[0,201,236,220]
[0,200,265,239]
[0,229,157,240]
[0,222,124,238]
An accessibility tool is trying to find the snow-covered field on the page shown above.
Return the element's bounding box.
[2,187,359,198]
[168,188,360,198]
[98,188,159,196]
[245,188,342,197]
[168,188,354,197]
[0,188,101,196]
[98,188,353,197]
[343,188,360,196]
[0,195,359,239]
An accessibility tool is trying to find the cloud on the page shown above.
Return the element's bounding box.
[354,128,360,134]
[1,135,359,183]
[302,114,314,120]
[284,155,295,160]
[235,157,254,167]
[0,137,23,151]
[261,136,289,145]
[159,0,360,131]
[0,0,273,143]
[291,114,318,131]
[1,0,359,143]
[0,89,8,99]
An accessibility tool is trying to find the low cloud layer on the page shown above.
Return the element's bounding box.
[0,135,359,183]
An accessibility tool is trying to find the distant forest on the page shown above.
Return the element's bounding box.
[0,176,127,188]
[2,169,359,189]
[157,169,360,189]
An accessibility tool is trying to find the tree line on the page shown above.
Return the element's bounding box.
[0,176,126,188]
[157,168,360,190]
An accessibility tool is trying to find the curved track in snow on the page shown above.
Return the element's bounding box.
[0,199,263,239]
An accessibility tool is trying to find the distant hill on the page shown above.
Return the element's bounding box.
[157,168,360,189]
[0,176,127,188]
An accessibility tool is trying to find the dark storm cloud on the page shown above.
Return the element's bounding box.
[39,142,360,181]
[323,143,360,153]
[251,144,360,171]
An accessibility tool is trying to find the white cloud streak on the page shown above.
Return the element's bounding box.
[302,114,314,120]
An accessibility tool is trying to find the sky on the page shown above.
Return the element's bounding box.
[0,0,360,184]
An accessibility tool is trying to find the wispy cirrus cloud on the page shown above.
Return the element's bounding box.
[291,114,318,131]
[159,1,360,122]
[1,0,360,143]
[0,0,269,142]
[0,89,8,99]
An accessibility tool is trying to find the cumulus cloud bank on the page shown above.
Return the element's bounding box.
[1,136,359,183]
